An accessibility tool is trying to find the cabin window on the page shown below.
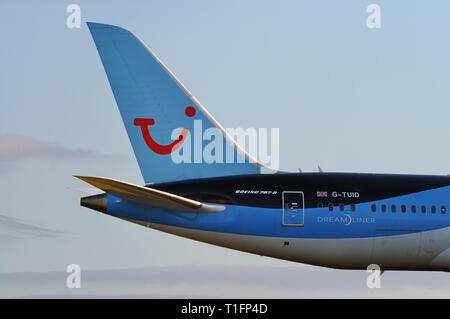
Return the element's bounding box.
[350,204,355,212]
[328,203,334,212]
[391,205,396,213]
[317,202,324,208]
[431,206,437,214]
[441,206,446,214]
[421,205,426,214]
[371,204,376,212]
[401,205,406,213]
[381,204,386,213]
[411,205,416,213]
[339,203,345,212]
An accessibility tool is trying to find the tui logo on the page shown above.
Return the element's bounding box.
[134,106,196,155]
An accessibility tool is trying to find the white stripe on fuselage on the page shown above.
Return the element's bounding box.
[122,218,450,271]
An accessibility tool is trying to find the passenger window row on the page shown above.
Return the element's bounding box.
[318,203,447,214]
[370,204,446,214]
[318,203,356,212]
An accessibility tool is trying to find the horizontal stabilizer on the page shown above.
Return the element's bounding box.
[68,187,104,196]
[74,176,225,213]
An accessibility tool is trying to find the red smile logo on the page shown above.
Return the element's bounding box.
[134,106,196,155]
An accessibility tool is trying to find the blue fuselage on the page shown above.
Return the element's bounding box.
[101,173,450,271]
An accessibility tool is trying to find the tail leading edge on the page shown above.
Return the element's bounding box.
[87,22,271,184]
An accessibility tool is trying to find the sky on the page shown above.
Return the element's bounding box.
[1,1,450,298]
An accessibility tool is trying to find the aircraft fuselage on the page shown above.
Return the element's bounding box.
[99,173,450,271]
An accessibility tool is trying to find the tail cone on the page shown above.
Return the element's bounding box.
[80,193,107,213]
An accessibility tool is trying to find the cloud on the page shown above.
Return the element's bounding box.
[1,265,449,298]
[0,214,65,239]
[0,135,101,161]
[0,265,338,287]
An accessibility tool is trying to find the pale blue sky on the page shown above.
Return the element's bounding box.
[1,1,450,298]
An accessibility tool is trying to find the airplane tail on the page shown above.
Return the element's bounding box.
[87,22,270,184]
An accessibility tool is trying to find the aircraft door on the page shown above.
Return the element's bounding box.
[282,191,304,227]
